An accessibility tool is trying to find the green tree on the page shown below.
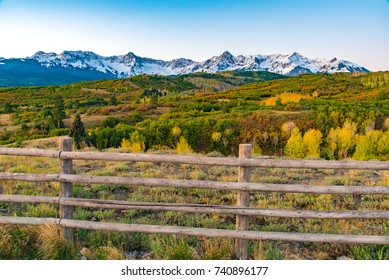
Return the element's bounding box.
[275,97,283,108]
[69,114,86,150]
[109,95,118,106]
[52,95,66,128]
[3,102,13,113]
[88,124,134,150]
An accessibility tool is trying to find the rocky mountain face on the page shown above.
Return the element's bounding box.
[0,50,369,86]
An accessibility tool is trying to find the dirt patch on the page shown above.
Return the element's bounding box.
[0,114,13,126]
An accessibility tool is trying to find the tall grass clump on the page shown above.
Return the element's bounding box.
[200,238,234,260]
[37,224,77,259]
[0,225,39,259]
[149,235,197,260]
[83,241,125,260]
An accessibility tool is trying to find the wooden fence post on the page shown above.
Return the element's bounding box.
[235,144,252,260]
[59,137,74,243]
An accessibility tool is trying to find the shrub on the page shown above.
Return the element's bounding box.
[0,225,39,259]
[176,136,193,154]
[48,128,70,137]
[121,131,145,153]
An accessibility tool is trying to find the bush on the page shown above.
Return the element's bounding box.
[121,131,145,153]
[48,128,70,137]
[176,136,193,154]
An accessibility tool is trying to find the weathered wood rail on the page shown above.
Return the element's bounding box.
[1,137,389,260]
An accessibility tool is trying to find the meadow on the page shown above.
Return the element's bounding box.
[0,141,388,260]
[0,70,388,259]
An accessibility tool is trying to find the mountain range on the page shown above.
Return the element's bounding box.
[0,50,369,86]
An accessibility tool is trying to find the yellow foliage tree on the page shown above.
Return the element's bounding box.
[176,136,193,154]
[326,121,357,159]
[384,118,389,131]
[354,130,388,160]
[337,121,357,159]
[327,128,338,160]
[377,131,389,157]
[303,129,322,158]
[284,127,305,158]
[121,131,145,153]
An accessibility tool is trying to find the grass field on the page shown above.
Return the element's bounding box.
[1,143,388,260]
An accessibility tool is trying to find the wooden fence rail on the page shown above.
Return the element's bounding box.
[1,146,389,170]
[2,194,389,219]
[1,216,389,245]
[1,172,389,194]
[0,137,389,260]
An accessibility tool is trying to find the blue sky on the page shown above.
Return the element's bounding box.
[0,0,388,71]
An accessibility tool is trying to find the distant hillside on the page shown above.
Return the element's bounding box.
[0,70,285,106]
[0,71,387,158]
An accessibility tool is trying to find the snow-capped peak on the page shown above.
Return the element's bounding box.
[20,50,368,78]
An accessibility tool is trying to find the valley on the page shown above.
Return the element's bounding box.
[0,70,388,260]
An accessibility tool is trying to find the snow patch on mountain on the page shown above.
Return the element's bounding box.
[21,50,368,78]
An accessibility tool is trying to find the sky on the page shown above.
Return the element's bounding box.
[0,0,388,71]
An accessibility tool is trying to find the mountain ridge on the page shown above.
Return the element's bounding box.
[0,50,369,86]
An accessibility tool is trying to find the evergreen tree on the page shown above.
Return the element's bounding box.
[69,114,86,149]
[109,95,118,106]
[52,94,66,128]
[3,102,13,113]
[275,97,283,108]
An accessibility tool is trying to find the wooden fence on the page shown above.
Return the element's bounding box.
[1,137,389,259]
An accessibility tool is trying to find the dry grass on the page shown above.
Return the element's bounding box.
[84,242,125,260]
[0,225,40,259]
[22,137,61,149]
[37,224,76,259]
[0,114,13,126]
[0,147,388,260]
